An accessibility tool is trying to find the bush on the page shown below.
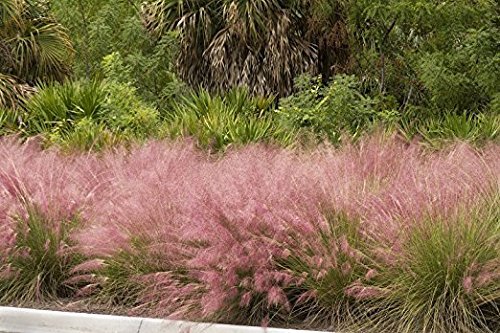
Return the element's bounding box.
[347,0,499,114]
[24,80,106,135]
[101,82,159,138]
[398,112,500,147]
[416,25,500,113]
[100,47,187,111]
[22,80,159,149]
[49,117,118,151]
[51,0,183,109]
[162,88,296,151]
[278,75,381,144]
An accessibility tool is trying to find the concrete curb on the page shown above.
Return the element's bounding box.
[0,307,329,333]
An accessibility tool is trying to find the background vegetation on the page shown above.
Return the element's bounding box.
[1,0,498,150]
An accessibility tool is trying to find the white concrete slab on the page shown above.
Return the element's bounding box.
[0,307,330,333]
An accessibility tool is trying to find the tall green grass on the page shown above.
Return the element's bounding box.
[359,197,500,333]
[0,204,83,303]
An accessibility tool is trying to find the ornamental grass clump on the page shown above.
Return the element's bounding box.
[0,204,83,303]
[278,211,376,330]
[72,140,206,317]
[358,197,500,333]
[186,146,305,324]
[0,137,105,303]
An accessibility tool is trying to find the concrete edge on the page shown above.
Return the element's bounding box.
[0,307,329,333]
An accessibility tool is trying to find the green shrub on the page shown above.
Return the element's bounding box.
[102,82,159,138]
[399,112,500,147]
[278,75,379,144]
[100,49,188,115]
[416,25,499,113]
[51,0,142,79]
[348,0,498,113]
[24,81,106,136]
[47,117,118,151]
[51,0,183,109]
[100,52,134,86]
[23,80,159,149]
[425,113,498,143]
[162,88,295,151]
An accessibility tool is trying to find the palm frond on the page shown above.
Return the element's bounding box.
[1,0,73,86]
[141,0,349,96]
[0,73,36,108]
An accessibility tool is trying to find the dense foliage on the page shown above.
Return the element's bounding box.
[1,0,497,149]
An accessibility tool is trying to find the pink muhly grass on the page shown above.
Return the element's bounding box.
[0,135,498,330]
[70,259,106,274]
[463,276,474,294]
[71,141,207,316]
[183,146,315,323]
[344,281,385,300]
[0,137,104,227]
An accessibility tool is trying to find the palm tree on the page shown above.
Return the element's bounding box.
[141,0,350,96]
[0,0,73,108]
